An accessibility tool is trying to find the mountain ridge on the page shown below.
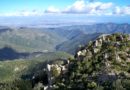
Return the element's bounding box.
[41,33,130,90]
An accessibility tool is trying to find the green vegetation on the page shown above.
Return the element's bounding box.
[0,52,72,83]
[0,33,130,90]
[0,28,66,52]
[0,79,32,90]
[56,33,101,54]
[49,33,130,90]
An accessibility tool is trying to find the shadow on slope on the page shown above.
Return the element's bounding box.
[0,46,29,60]
[0,26,12,33]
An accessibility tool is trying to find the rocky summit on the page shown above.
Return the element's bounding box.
[44,33,130,90]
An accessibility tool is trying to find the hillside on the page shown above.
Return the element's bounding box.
[0,23,130,54]
[0,33,130,90]
[0,27,66,52]
[56,33,101,54]
[40,33,130,90]
[0,51,73,82]
[0,46,29,60]
[0,26,102,55]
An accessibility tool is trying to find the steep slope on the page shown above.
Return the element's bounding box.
[56,33,101,54]
[48,28,85,40]
[1,33,130,90]
[43,33,130,90]
[0,51,73,82]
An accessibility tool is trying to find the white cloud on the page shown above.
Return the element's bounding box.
[43,0,113,15]
[62,1,114,15]
[98,2,113,10]
[63,0,130,16]
[44,0,130,16]
[0,10,44,16]
[85,2,113,15]
[113,6,122,15]
[19,10,44,16]
[44,6,60,13]
[113,6,130,15]
[123,6,130,15]
[63,0,86,13]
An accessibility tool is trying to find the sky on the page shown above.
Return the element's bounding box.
[0,0,130,16]
[0,0,130,25]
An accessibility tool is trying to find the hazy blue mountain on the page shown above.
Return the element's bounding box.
[56,23,130,34]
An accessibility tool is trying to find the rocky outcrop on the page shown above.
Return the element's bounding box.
[42,33,130,90]
[75,33,130,78]
[46,59,69,89]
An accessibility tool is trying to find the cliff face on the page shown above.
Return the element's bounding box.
[39,33,130,90]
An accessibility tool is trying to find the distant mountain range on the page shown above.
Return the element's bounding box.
[0,23,130,55]
[54,23,130,34]
[53,23,130,54]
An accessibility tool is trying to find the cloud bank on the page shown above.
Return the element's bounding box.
[45,0,130,16]
[0,10,44,16]
[1,0,130,16]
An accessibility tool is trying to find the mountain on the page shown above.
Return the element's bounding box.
[0,23,130,55]
[56,33,101,54]
[33,33,130,90]
[56,23,130,34]
[0,26,101,55]
[45,23,130,54]
[43,23,130,55]
[47,28,85,39]
[0,27,66,52]
[0,33,130,90]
